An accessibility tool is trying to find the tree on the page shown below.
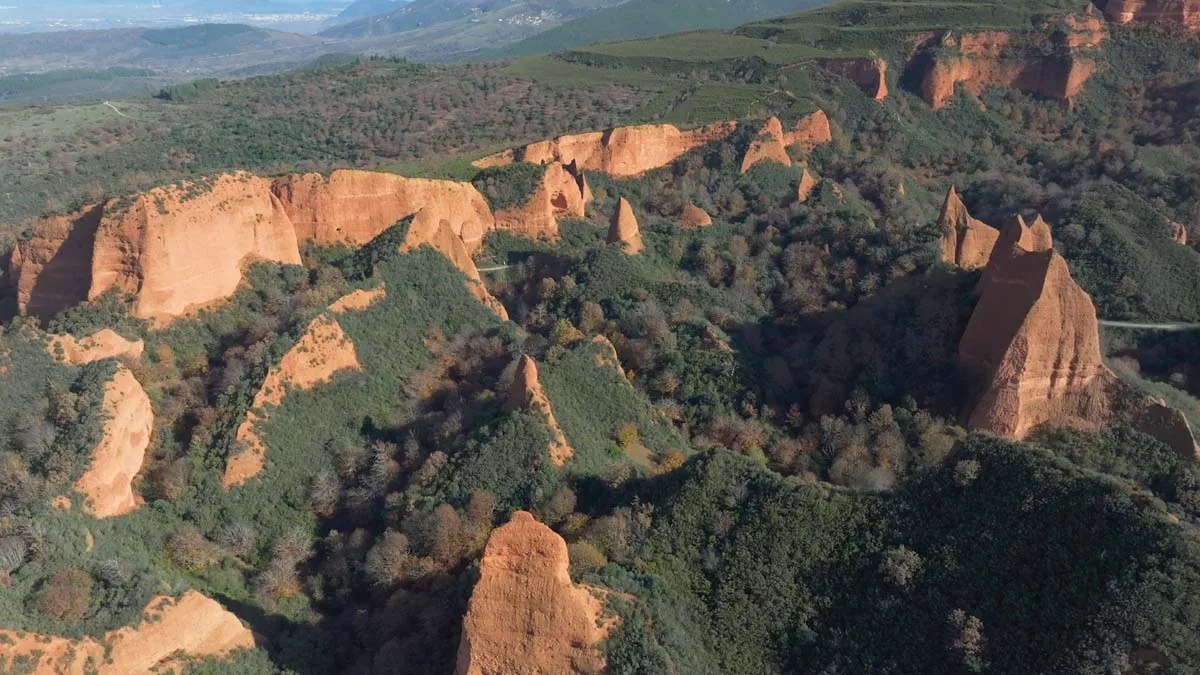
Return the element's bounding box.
[36,569,94,621]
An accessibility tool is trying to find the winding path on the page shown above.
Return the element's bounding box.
[1099,320,1200,332]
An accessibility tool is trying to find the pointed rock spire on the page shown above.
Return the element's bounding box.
[740,116,792,173]
[797,167,818,204]
[938,186,999,269]
[609,198,644,254]
[506,355,573,466]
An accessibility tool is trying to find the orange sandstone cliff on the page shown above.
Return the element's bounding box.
[506,355,573,466]
[271,170,495,253]
[938,187,1000,269]
[609,198,644,254]
[819,57,890,100]
[959,215,1199,458]
[73,365,153,518]
[0,591,255,674]
[10,204,104,321]
[224,311,362,488]
[917,14,1106,110]
[797,168,819,203]
[474,122,737,178]
[787,110,834,150]
[1097,0,1200,31]
[741,116,793,173]
[455,511,609,675]
[89,173,301,323]
[494,162,592,239]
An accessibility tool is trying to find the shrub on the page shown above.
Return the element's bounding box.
[35,569,94,621]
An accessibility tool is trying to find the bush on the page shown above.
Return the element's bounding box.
[35,569,94,621]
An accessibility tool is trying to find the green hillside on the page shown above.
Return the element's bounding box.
[502,0,834,56]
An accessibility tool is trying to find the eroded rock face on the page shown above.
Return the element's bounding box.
[609,198,644,254]
[494,162,592,239]
[787,111,834,150]
[1170,220,1189,245]
[0,591,255,675]
[455,511,608,675]
[917,14,1106,109]
[1098,0,1200,31]
[474,122,737,178]
[48,329,144,365]
[678,203,713,228]
[329,285,387,313]
[11,204,103,321]
[740,116,793,173]
[938,187,1000,269]
[819,58,889,100]
[74,365,153,518]
[960,234,1111,439]
[506,355,573,466]
[90,173,301,324]
[403,215,510,320]
[272,170,495,252]
[797,168,819,203]
[224,312,361,488]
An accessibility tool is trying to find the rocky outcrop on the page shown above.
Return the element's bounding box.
[1170,219,1189,245]
[819,57,890,100]
[916,14,1106,109]
[271,170,495,253]
[938,187,1000,269]
[402,216,509,320]
[47,329,144,365]
[494,162,592,239]
[786,111,834,151]
[797,168,818,203]
[474,122,737,178]
[89,173,301,324]
[224,312,361,488]
[0,591,255,674]
[506,355,573,466]
[959,228,1110,439]
[960,213,1200,459]
[455,511,609,675]
[73,365,152,518]
[740,116,792,173]
[678,203,712,228]
[10,204,103,321]
[329,285,387,313]
[609,198,644,254]
[1097,0,1200,31]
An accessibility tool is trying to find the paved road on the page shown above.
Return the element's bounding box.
[1099,320,1200,332]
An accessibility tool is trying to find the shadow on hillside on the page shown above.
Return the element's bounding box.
[216,593,340,675]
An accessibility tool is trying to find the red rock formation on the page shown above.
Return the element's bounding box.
[506,355,573,466]
[224,312,361,488]
[959,235,1110,439]
[1169,219,1189,245]
[48,328,144,365]
[740,116,793,173]
[74,365,152,518]
[786,110,834,150]
[474,122,737,178]
[1098,0,1200,31]
[89,173,301,324]
[329,285,386,313]
[609,198,644,254]
[819,57,890,100]
[678,203,713,228]
[494,162,592,239]
[918,14,1106,109]
[797,168,819,204]
[0,591,255,674]
[10,204,103,321]
[456,511,609,675]
[938,187,1000,269]
[403,215,509,320]
[272,170,494,252]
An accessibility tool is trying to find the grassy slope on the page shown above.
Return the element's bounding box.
[502,0,835,57]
